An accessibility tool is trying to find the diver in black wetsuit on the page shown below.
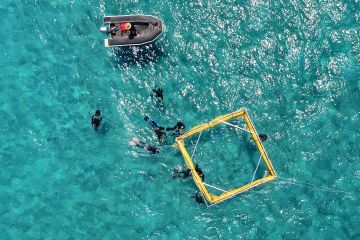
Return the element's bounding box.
[152,87,163,101]
[144,116,167,142]
[91,110,102,131]
[166,122,185,137]
[129,137,159,154]
[250,134,267,142]
[259,134,267,142]
[192,191,205,204]
[154,127,167,141]
[173,165,191,179]
[195,164,204,182]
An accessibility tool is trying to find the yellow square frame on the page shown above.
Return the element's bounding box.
[175,109,277,205]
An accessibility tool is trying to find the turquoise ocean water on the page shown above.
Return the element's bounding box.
[1,0,360,239]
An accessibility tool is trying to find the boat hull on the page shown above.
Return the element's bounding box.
[102,15,163,47]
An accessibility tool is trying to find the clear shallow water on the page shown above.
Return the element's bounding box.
[1,0,359,239]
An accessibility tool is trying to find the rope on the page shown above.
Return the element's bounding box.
[190,128,203,160]
[189,128,210,207]
[206,178,270,207]
[219,120,253,134]
[251,155,262,182]
[276,176,354,196]
[195,179,228,193]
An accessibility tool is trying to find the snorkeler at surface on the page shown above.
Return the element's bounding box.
[151,87,163,101]
[129,137,159,154]
[173,165,191,179]
[192,191,205,204]
[144,116,167,142]
[259,134,267,142]
[154,127,166,141]
[166,122,185,137]
[250,133,268,142]
[195,163,204,182]
[91,110,102,131]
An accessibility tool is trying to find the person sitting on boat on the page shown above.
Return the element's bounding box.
[91,110,102,131]
[129,137,159,154]
[120,22,132,32]
[109,25,117,36]
[166,122,185,137]
[259,134,267,142]
[129,24,137,39]
[154,127,166,142]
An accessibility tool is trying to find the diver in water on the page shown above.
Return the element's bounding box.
[195,163,204,182]
[259,134,267,142]
[152,87,163,101]
[129,137,159,154]
[154,127,166,141]
[91,110,102,131]
[250,133,267,142]
[173,165,191,179]
[144,116,167,142]
[166,122,185,137]
[192,191,205,204]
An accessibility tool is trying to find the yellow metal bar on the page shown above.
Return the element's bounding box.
[243,110,277,177]
[210,175,275,204]
[176,139,215,202]
[174,108,276,204]
[176,109,245,141]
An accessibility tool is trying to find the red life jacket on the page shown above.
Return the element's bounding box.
[120,23,127,32]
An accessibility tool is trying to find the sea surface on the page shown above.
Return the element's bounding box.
[1,0,359,239]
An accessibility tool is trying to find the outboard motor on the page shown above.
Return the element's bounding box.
[100,26,109,34]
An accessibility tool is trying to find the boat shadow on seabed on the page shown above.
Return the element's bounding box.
[110,42,166,67]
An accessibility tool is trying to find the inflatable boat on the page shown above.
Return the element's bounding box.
[100,15,163,47]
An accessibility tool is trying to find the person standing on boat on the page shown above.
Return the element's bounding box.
[250,133,267,142]
[91,110,102,131]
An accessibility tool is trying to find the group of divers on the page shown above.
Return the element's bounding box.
[91,87,267,204]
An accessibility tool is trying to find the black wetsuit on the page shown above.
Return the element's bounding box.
[152,88,163,100]
[173,168,191,179]
[195,164,204,181]
[146,145,160,154]
[195,192,205,204]
[166,122,185,136]
[91,115,102,131]
[154,127,167,141]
